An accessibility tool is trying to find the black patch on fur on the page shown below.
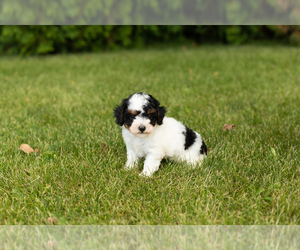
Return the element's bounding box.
[200,141,208,155]
[123,110,142,128]
[182,126,197,150]
[142,94,166,126]
[147,94,160,108]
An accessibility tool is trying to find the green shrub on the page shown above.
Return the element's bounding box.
[0,25,299,55]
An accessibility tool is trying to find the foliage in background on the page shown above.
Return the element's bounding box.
[0,25,300,55]
[1,0,300,56]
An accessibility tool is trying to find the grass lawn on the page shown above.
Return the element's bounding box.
[0,45,299,225]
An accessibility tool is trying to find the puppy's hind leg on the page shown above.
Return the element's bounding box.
[183,152,205,168]
[140,154,162,177]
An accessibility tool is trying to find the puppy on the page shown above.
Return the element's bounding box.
[114,92,207,176]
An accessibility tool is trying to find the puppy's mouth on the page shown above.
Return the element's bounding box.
[134,132,150,138]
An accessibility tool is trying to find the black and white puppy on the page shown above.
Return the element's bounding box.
[114,92,207,176]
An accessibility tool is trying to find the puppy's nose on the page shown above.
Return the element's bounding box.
[139,125,146,133]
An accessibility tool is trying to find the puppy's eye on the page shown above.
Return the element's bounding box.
[130,115,135,119]
[148,114,153,119]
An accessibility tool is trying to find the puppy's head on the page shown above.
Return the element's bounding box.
[114,92,166,138]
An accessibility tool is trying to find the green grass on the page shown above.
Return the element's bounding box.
[0,45,299,225]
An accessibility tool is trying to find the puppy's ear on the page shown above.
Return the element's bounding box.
[148,94,160,108]
[113,99,128,126]
[148,94,166,125]
[157,106,166,125]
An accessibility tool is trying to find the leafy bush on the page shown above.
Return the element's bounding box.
[0,25,299,55]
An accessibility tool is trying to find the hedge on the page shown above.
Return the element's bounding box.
[0,25,299,55]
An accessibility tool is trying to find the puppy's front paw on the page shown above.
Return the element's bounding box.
[124,161,137,170]
[139,170,153,177]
